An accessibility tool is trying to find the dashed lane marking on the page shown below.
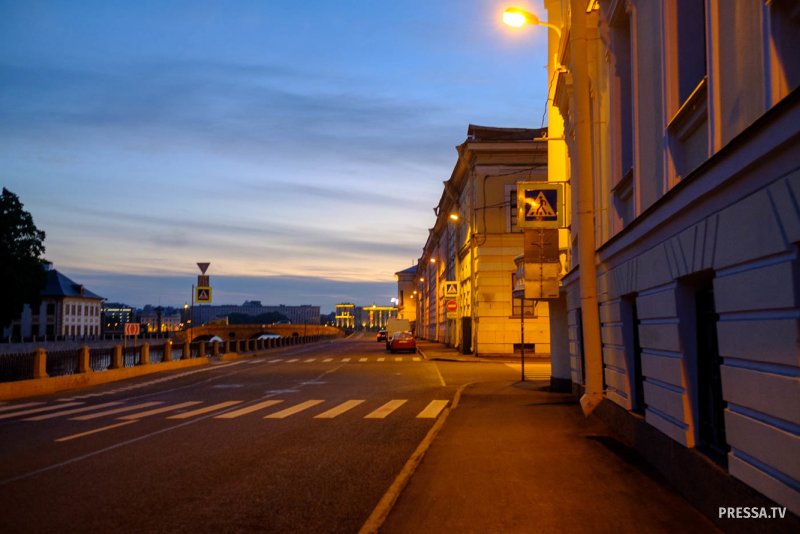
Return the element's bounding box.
[55,420,138,443]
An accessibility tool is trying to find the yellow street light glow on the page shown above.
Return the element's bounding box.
[449,213,460,222]
[430,258,437,263]
[502,7,533,28]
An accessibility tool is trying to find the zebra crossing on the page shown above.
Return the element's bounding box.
[0,396,450,428]
[505,362,552,381]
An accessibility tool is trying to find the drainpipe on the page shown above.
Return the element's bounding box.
[570,0,604,415]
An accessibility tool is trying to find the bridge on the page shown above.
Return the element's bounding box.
[181,324,343,343]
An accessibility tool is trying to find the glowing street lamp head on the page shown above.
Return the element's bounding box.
[503,7,539,28]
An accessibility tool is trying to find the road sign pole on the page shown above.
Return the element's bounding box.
[520,296,525,382]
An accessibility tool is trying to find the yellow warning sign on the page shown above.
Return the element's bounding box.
[196,286,212,303]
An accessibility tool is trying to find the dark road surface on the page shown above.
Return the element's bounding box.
[0,334,517,533]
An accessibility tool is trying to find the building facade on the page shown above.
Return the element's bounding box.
[101,302,134,334]
[335,303,356,329]
[3,266,103,340]
[395,265,418,326]
[544,0,800,516]
[415,124,551,356]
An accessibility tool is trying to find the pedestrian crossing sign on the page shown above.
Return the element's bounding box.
[517,182,565,228]
[196,286,212,303]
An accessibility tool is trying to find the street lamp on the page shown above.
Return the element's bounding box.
[502,7,562,37]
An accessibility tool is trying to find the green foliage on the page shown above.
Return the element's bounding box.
[0,188,47,328]
[227,312,289,325]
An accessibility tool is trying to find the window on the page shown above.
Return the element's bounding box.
[767,0,800,103]
[609,5,635,228]
[621,294,645,413]
[666,0,709,180]
[507,185,519,232]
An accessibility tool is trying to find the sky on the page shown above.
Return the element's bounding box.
[1,0,549,313]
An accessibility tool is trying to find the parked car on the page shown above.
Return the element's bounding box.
[376,329,387,342]
[388,331,416,353]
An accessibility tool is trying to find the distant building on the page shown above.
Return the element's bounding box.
[360,304,397,329]
[415,124,550,356]
[188,302,320,326]
[335,303,355,329]
[395,265,417,326]
[3,265,103,340]
[102,302,134,334]
[140,306,182,333]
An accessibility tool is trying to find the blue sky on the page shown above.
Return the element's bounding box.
[1,0,548,313]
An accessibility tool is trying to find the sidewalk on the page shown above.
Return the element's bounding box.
[380,341,722,533]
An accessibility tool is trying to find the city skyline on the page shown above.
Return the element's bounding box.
[1,0,549,312]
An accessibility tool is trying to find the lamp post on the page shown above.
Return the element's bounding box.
[502,4,603,414]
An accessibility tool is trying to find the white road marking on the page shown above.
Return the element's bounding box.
[118,401,202,420]
[359,358,368,362]
[395,357,403,362]
[286,359,299,363]
[505,363,551,380]
[364,400,407,419]
[377,358,385,362]
[0,402,84,421]
[416,400,449,419]
[214,400,284,419]
[24,401,123,421]
[314,400,365,419]
[55,420,138,443]
[0,402,44,413]
[264,400,325,419]
[167,401,243,419]
[341,358,351,362]
[413,357,421,362]
[72,402,164,421]
[304,358,316,363]
[323,358,333,362]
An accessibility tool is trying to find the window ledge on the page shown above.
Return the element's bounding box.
[667,77,708,141]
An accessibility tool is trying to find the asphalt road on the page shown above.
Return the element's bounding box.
[0,333,517,533]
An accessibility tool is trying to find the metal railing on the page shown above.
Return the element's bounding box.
[45,349,81,377]
[0,334,341,383]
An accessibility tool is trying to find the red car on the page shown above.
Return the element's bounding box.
[388,331,416,353]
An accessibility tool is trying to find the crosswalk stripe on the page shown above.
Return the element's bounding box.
[314,400,365,419]
[341,358,351,362]
[72,401,164,421]
[167,401,243,419]
[359,358,368,362]
[395,357,403,362]
[24,401,123,421]
[364,400,407,419]
[377,358,385,362]
[0,402,44,413]
[413,357,421,362]
[323,358,333,362]
[287,358,299,363]
[304,358,316,363]
[265,400,325,419]
[214,400,284,419]
[0,402,84,421]
[416,400,449,419]
[118,401,202,420]
[269,359,284,363]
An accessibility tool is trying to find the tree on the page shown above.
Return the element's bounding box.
[0,188,47,328]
